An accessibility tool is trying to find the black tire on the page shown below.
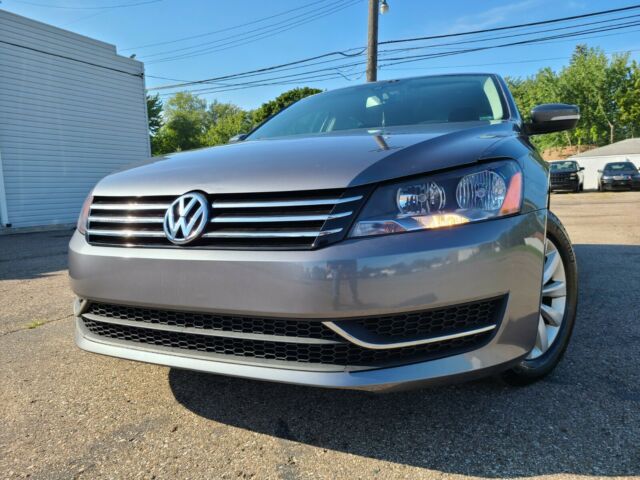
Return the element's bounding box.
[500,211,578,386]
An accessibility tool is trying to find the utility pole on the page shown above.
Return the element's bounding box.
[366,0,379,82]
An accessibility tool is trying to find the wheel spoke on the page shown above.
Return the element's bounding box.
[543,249,560,284]
[542,280,566,298]
[541,303,563,327]
[535,315,549,353]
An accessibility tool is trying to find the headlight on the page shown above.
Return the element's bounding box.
[76,190,93,235]
[349,160,522,238]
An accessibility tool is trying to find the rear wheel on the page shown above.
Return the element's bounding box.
[501,211,578,386]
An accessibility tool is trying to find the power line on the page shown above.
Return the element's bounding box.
[379,48,640,72]
[140,0,355,60]
[147,3,640,89]
[145,0,363,64]
[376,13,640,56]
[152,21,640,97]
[122,0,337,51]
[379,21,640,67]
[377,3,640,45]
[9,0,162,9]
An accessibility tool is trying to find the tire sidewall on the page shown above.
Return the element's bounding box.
[505,211,578,380]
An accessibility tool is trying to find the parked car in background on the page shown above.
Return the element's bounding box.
[70,74,580,391]
[549,160,584,192]
[597,161,640,191]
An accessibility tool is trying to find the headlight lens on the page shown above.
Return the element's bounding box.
[349,160,522,238]
[76,190,93,235]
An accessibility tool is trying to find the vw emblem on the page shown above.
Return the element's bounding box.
[163,192,209,245]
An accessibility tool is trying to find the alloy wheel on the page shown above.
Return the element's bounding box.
[528,237,567,359]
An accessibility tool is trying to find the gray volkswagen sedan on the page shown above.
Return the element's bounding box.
[70,74,579,391]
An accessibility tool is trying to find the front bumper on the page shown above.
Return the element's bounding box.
[601,178,640,190]
[70,210,547,391]
[550,178,579,191]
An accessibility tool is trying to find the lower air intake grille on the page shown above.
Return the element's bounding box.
[82,319,492,369]
[80,298,504,371]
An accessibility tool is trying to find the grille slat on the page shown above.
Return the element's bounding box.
[202,228,341,239]
[87,189,368,249]
[87,229,166,237]
[210,211,352,223]
[88,216,165,223]
[91,203,171,210]
[211,195,363,209]
[80,298,504,370]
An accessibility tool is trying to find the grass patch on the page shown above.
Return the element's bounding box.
[26,321,45,329]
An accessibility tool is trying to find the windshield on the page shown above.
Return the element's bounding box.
[550,161,578,172]
[605,162,637,171]
[248,75,507,140]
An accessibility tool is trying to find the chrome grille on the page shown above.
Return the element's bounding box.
[86,188,369,249]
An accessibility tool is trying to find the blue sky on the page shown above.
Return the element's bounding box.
[2,0,639,109]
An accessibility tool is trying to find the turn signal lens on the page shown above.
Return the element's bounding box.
[76,191,93,235]
[500,171,522,215]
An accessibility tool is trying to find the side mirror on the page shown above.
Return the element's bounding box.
[579,167,585,171]
[597,170,602,173]
[525,104,580,135]
[228,133,248,144]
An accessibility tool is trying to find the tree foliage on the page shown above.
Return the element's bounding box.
[507,45,640,151]
[251,87,322,125]
[150,87,322,155]
[146,93,164,154]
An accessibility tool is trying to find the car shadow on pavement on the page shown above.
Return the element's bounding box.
[0,229,72,280]
[170,243,639,477]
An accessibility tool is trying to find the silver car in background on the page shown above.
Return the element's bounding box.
[70,74,579,391]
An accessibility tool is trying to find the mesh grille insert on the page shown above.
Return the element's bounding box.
[82,319,493,369]
[81,297,504,370]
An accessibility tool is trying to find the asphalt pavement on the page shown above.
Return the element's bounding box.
[1,191,639,479]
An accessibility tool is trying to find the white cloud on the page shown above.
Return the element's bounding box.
[448,0,541,33]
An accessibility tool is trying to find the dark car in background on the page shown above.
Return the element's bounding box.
[597,161,640,191]
[549,160,584,192]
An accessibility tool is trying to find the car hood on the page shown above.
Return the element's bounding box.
[94,121,518,196]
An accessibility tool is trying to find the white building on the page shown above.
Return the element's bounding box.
[0,9,149,229]
[570,138,640,190]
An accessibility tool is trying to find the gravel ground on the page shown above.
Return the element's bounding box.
[1,191,639,479]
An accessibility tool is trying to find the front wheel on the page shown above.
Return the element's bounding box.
[500,211,578,386]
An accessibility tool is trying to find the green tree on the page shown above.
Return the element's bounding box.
[252,87,322,125]
[205,108,253,146]
[508,45,640,151]
[146,93,164,155]
[619,61,640,138]
[153,91,208,154]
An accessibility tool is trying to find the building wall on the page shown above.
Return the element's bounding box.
[571,154,640,190]
[0,10,149,228]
